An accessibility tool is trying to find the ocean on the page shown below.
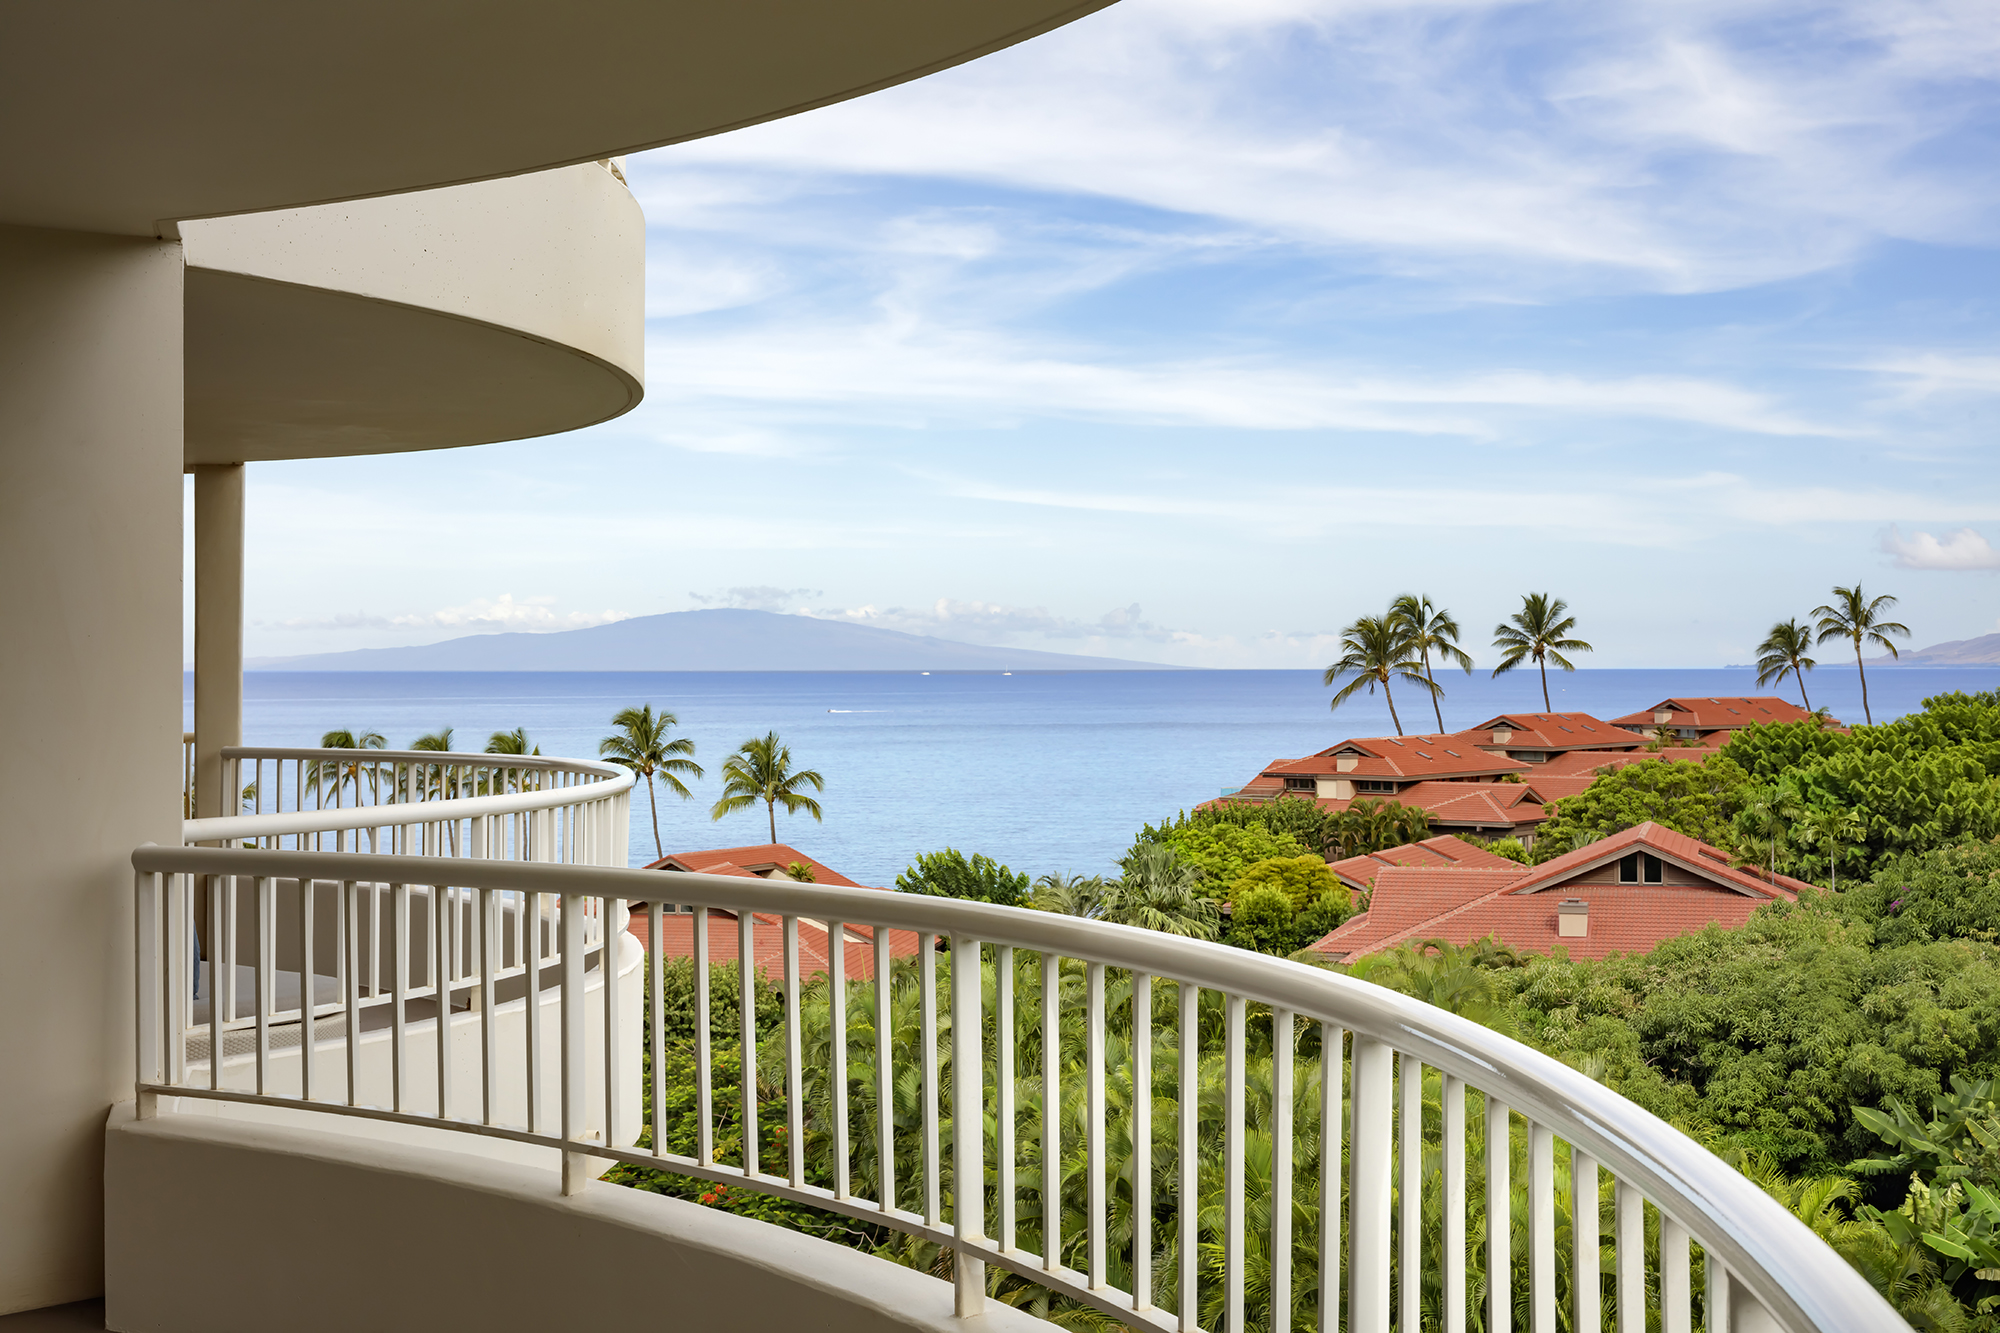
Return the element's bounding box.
[188,666,2000,885]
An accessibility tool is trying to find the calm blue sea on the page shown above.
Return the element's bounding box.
[186,667,2000,885]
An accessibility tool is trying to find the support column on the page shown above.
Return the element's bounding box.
[0,223,183,1311]
[191,463,244,819]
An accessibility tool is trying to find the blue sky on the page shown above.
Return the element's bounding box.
[215,0,2000,668]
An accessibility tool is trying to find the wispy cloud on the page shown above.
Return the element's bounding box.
[689,586,825,612]
[1880,525,2000,569]
[811,598,1188,644]
[261,594,629,635]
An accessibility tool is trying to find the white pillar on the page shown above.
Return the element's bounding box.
[0,222,183,1311]
[191,462,244,819]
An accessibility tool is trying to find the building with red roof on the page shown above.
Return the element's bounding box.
[1465,712,1648,764]
[626,844,920,979]
[1607,696,1823,744]
[1327,833,1524,894]
[1305,822,1810,963]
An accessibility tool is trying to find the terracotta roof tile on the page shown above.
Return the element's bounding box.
[644,843,872,889]
[1326,834,1523,890]
[1606,696,1826,732]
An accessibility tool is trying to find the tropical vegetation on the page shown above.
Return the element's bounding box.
[601,704,703,860]
[1490,592,1593,711]
[1323,612,1433,736]
[711,729,824,845]
[1390,593,1473,733]
[1755,618,1818,712]
[1814,583,1912,726]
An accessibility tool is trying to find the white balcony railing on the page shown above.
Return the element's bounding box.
[130,841,1899,1333]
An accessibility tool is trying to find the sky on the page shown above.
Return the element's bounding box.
[205,0,2000,669]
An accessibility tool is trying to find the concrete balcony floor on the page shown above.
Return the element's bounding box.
[0,1302,102,1329]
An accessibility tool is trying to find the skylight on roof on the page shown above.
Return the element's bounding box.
[1445,749,1459,756]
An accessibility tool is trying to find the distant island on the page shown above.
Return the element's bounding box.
[1871,632,2000,666]
[247,607,1178,672]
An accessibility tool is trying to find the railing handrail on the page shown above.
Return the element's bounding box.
[221,745,623,776]
[129,843,1896,1333]
[183,766,634,843]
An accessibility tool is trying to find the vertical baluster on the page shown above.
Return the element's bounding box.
[168,872,187,1088]
[784,915,804,1187]
[922,931,941,1227]
[391,882,408,1113]
[875,925,893,1211]
[1487,1098,1512,1333]
[435,883,453,1120]
[1272,1008,1293,1333]
[224,873,237,1024]
[1321,1026,1344,1333]
[1705,1255,1730,1333]
[1043,950,1061,1272]
[344,882,360,1106]
[481,887,497,1126]
[133,871,156,1108]
[649,901,664,1156]
[1400,1055,1422,1333]
[695,905,713,1166]
[369,880,381,998]
[208,876,223,1092]
[560,892,588,1194]
[254,876,272,1095]
[1087,961,1107,1290]
[997,945,1015,1251]
[526,891,543,1133]
[1225,992,1246,1333]
[604,894,623,1149]
[952,934,986,1317]
[1661,1216,1692,1333]
[1530,1123,1555,1333]
[1133,972,1153,1313]
[1614,1180,1643,1333]
[740,909,759,1177]
[831,919,850,1198]
[300,878,315,1104]
[1179,981,1198,1332]
[1350,1039,1393,1333]
[1443,1075,1467,1333]
[1575,1149,1601,1333]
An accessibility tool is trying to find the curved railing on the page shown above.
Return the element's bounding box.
[186,746,633,865]
[129,846,1902,1333]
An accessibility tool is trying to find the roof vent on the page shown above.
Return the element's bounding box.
[1557,899,1588,937]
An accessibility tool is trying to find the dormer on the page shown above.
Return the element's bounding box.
[1654,708,1674,725]
[1335,751,1361,773]
[1490,727,1513,744]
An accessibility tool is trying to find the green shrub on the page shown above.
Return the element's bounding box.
[1225,886,1295,954]
[895,848,1030,907]
[1232,854,1343,911]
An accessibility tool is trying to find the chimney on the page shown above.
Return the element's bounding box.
[1557,899,1588,938]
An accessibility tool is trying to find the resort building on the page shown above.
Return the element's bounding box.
[1609,696,1822,743]
[1325,834,1524,895]
[0,5,1893,1330]
[1307,823,1812,963]
[644,842,874,888]
[1465,712,1650,764]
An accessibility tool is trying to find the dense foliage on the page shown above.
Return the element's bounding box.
[896,848,1032,907]
[1531,755,1750,858]
[1142,794,1430,866]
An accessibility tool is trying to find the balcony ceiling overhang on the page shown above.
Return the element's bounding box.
[184,270,641,463]
[0,0,1116,237]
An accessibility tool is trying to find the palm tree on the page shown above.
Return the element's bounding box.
[1032,872,1110,919]
[1755,619,1818,713]
[1491,592,1594,711]
[1812,584,1910,726]
[600,705,703,861]
[1799,805,1864,892]
[1104,845,1219,939]
[485,727,539,756]
[306,727,386,803]
[1390,593,1474,733]
[710,730,823,845]
[1323,613,1433,736]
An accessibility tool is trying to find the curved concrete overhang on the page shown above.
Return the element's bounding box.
[183,163,643,463]
[1,0,1117,237]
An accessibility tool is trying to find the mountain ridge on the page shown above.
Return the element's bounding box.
[247,608,1179,672]
[1870,632,2000,667]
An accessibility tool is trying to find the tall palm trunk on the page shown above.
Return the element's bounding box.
[1537,653,1551,710]
[1796,665,1812,714]
[1379,669,1404,735]
[766,797,777,844]
[1423,649,1444,733]
[644,772,662,860]
[1855,640,1872,725]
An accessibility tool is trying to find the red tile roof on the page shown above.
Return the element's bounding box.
[644,843,872,889]
[1391,780,1546,829]
[1305,822,1807,962]
[1466,712,1645,754]
[1326,834,1523,891]
[627,908,923,980]
[1606,696,1823,733]
[1270,735,1530,783]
